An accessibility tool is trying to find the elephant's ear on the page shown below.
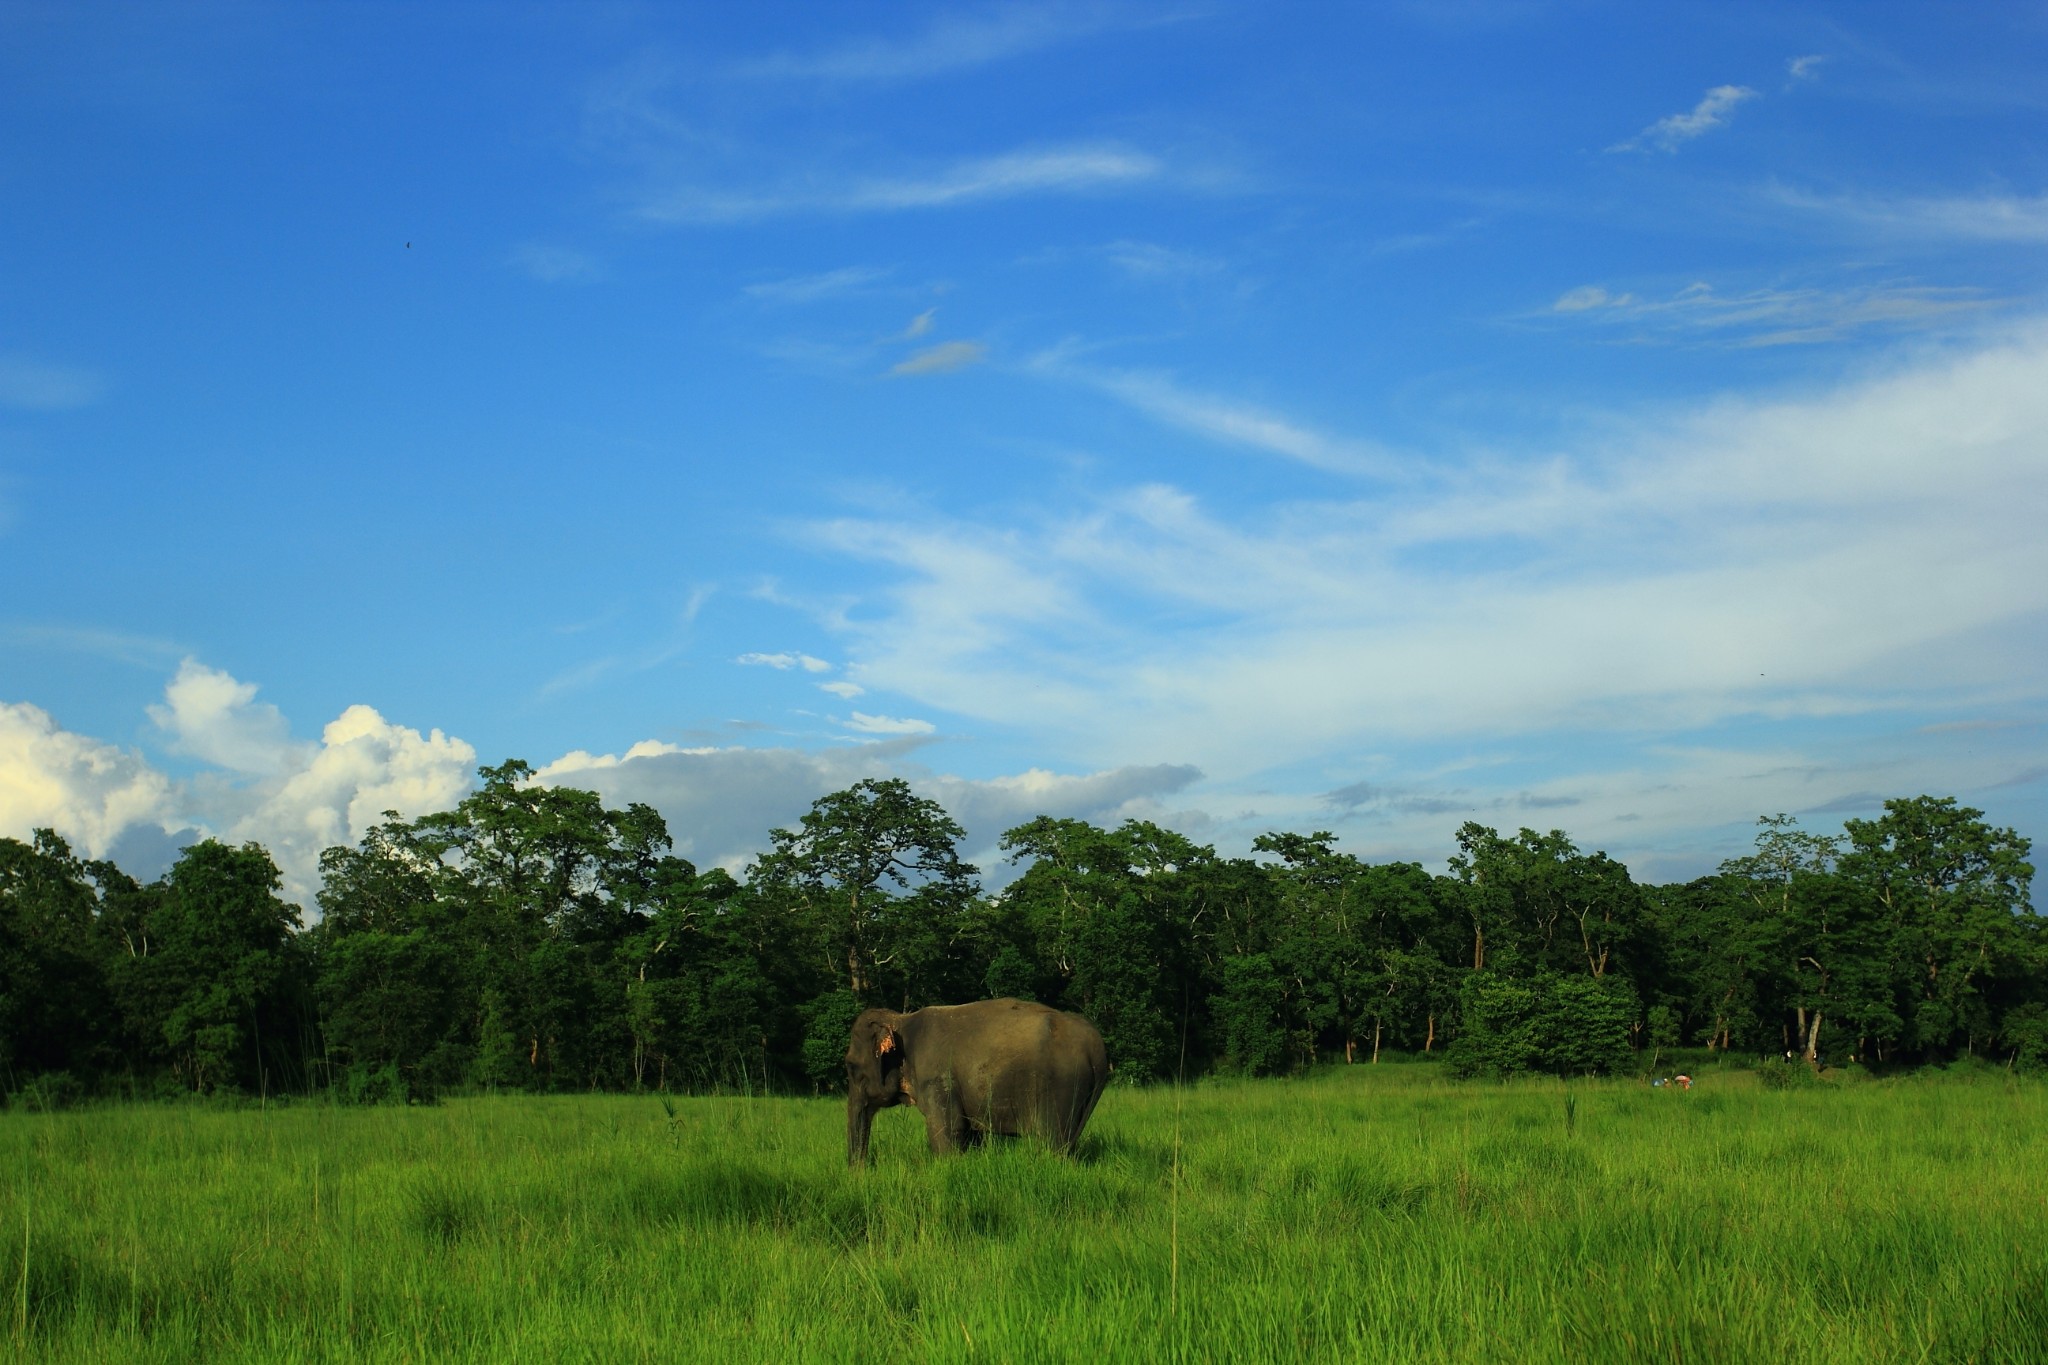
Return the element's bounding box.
[876,1030,898,1057]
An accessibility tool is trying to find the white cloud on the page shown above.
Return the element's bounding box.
[1100,240,1225,280]
[891,340,988,376]
[1038,355,1402,478]
[738,651,833,672]
[1545,279,1992,345]
[509,243,603,283]
[0,354,105,410]
[1552,284,1634,312]
[4,667,477,904]
[148,658,304,776]
[641,145,1163,223]
[1611,84,1758,153]
[739,7,1144,83]
[843,712,936,736]
[1778,189,2048,244]
[819,680,866,699]
[0,700,173,857]
[1787,54,1827,82]
[222,705,475,898]
[744,266,891,303]
[807,321,2048,788]
[900,308,937,340]
[533,739,1201,876]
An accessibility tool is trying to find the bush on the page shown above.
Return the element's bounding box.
[799,990,864,1092]
[336,1062,411,1105]
[7,1070,86,1110]
[2000,1004,2048,1073]
[1445,971,1636,1079]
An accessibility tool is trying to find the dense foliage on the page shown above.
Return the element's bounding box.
[2,763,2040,1100]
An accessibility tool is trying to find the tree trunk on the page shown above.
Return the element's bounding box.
[1371,1018,1382,1064]
[1803,1011,1822,1068]
[1345,1038,1355,1064]
[1425,1014,1435,1053]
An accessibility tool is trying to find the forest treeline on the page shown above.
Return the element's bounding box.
[2,759,2043,1103]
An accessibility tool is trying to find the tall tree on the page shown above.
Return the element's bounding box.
[113,840,309,1094]
[751,778,979,1009]
[1840,797,2035,1060]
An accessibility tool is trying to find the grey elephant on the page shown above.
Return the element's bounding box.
[843,998,1110,1165]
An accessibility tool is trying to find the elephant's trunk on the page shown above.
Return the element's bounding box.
[847,1093,877,1167]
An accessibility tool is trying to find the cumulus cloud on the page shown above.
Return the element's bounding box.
[0,700,173,857]
[818,680,866,698]
[1611,84,1757,153]
[738,651,833,672]
[533,739,1202,876]
[148,658,303,775]
[891,340,988,376]
[4,664,478,905]
[217,705,475,896]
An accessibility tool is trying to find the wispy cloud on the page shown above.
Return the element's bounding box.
[744,266,892,303]
[1035,352,1402,478]
[509,242,604,284]
[640,144,1164,224]
[0,354,105,410]
[1099,239,1225,280]
[899,308,937,340]
[892,340,988,376]
[819,680,866,699]
[843,711,937,736]
[1777,188,2048,243]
[809,321,2048,792]
[1610,85,1758,153]
[739,5,1139,83]
[1787,54,1828,83]
[738,651,834,673]
[1545,278,1994,346]
[1,623,183,668]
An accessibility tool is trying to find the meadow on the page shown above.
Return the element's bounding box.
[3,1063,2044,1364]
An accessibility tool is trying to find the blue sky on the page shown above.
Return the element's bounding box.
[4,1,2046,902]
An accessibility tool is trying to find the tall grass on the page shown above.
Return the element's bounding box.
[3,1065,2043,1362]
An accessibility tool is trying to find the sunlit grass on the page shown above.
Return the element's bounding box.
[4,1064,2045,1362]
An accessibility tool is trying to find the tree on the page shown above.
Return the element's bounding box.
[752,779,980,1008]
[997,817,1213,1080]
[114,841,308,1093]
[0,831,121,1085]
[1840,797,2036,1061]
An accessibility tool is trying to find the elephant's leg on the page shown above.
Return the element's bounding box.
[920,1094,964,1154]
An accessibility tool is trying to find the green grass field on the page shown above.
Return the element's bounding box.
[4,1064,2044,1363]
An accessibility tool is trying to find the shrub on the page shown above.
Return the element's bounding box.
[1445,970,1636,1079]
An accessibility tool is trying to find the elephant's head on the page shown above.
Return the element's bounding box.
[844,1007,907,1166]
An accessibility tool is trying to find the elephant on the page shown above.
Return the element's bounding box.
[843,998,1110,1166]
